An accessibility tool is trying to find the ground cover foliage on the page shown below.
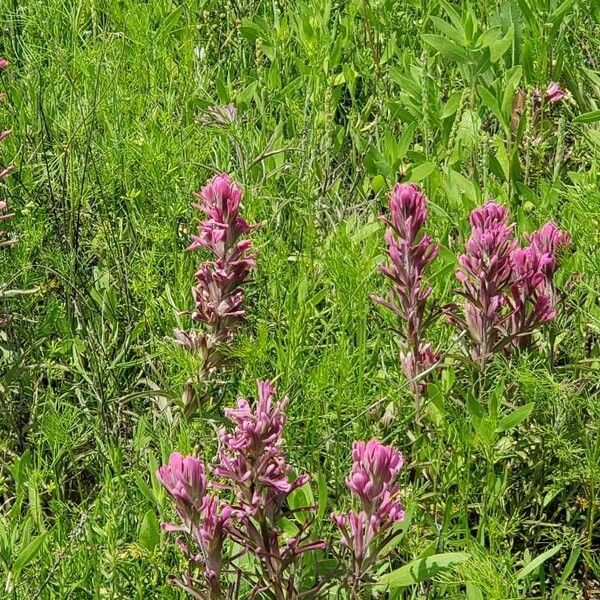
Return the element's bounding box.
[0,0,599,597]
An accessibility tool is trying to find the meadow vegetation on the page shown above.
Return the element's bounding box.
[0,0,599,597]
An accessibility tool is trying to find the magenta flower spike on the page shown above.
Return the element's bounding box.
[454,201,518,365]
[214,381,307,517]
[213,381,322,598]
[175,173,256,417]
[508,246,555,348]
[546,82,566,103]
[186,173,255,335]
[346,439,404,511]
[372,183,440,406]
[453,203,571,360]
[525,221,571,278]
[157,452,208,519]
[157,453,232,597]
[332,439,405,591]
[196,495,233,584]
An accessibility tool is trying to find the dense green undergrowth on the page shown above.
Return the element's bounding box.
[0,0,599,597]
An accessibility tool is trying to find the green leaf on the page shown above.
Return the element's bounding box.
[441,91,463,119]
[371,175,386,193]
[493,136,510,180]
[12,532,47,577]
[239,19,264,42]
[396,122,416,162]
[409,161,437,182]
[488,24,514,62]
[288,480,314,523]
[478,85,504,128]
[497,403,534,432]
[467,391,485,420]
[550,0,577,28]
[429,16,465,44]
[466,583,484,600]
[139,510,160,552]
[574,110,600,124]
[516,544,562,580]
[421,34,469,63]
[376,552,470,588]
[156,7,183,41]
[501,66,522,127]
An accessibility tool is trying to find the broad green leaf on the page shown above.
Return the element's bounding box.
[376,552,470,588]
[516,544,562,580]
[409,161,437,182]
[477,26,502,49]
[441,91,463,119]
[497,403,534,432]
[421,34,469,63]
[467,391,485,420]
[501,66,523,127]
[488,24,514,62]
[478,85,504,128]
[371,175,386,193]
[240,19,264,42]
[430,16,465,44]
[139,510,160,552]
[12,532,47,576]
[574,110,600,124]
[467,583,484,599]
[288,480,314,523]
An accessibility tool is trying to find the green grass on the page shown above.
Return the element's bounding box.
[0,0,599,597]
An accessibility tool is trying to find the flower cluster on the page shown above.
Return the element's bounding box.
[546,82,566,104]
[157,381,324,600]
[200,104,238,125]
[372,184,440,401]
[453,202,570,364]
[331,440,405,594]
[214,381,308,517]
[454,202,517,363]
[157,453,231,596]
[175,173,256,416]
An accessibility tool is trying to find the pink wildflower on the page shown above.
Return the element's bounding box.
[157,453,232,594]
[332,440,405,588]
[175,173,256,417]
[546,82,566,103]
[454,201,518,365]
[372,183,440,403]
[214,381,308,517]
[525,221,571,277]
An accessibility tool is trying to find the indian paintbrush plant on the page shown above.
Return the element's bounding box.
[371,183,441,414]
[331,439,406,599]
[452,202,571,365]
[373,188,571,403]
[175,173,256,418]
[157,382,407,599]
